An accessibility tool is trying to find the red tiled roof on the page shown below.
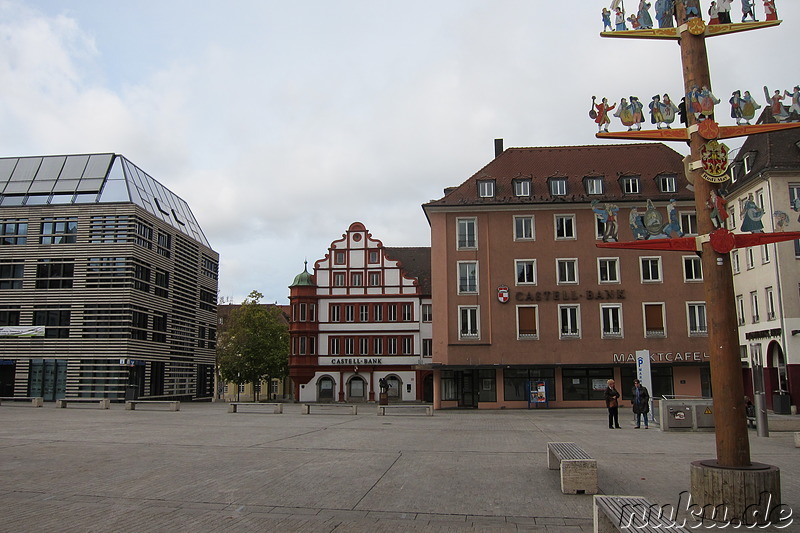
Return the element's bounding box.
[425,143,693,207]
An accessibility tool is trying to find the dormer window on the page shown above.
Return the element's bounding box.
[621,176,640,194]
[585,177,604,195]
[478,180,495,198]
[513,178,531,197]
[743,152,755,174]
[549,178,567,196]
[657,174,677,193]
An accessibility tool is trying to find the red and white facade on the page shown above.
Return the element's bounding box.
[288,222,433,403]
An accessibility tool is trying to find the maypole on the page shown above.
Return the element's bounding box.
[593,0,799,526]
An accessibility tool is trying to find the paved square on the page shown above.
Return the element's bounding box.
[1,403,798,531]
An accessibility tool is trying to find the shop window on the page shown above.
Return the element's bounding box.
[478,369,496,402]
[561,367,613,401]
[440,371,457,401]
[503,368,555,402]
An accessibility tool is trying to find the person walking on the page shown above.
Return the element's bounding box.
[632,379,651,429]
[604,379,622,429]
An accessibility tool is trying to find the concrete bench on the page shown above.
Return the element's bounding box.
[547,442,597,494]
[594,495,690,532]
[746,416,756,429]
[125,400,180,411]
[0,396,44,407]
[377,404,433,416]
[302,403,357,415]
[228,402,282,414]
[55,398,110,409]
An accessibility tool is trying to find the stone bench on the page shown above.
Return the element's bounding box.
[55,398,110,409]
[594,495,690,532]
[302,403,357,415]
[377,404,433,416]
[547,442,597,494]
[0,396,44,407]
[228,402,282,414]
[125,400,180,411]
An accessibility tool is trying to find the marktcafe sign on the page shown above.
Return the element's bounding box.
[613,352,709,363]
[319,357,421,366]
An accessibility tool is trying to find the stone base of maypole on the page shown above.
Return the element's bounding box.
[690,460,783,526]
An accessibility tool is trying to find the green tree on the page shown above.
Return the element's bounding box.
[217,291,289,401]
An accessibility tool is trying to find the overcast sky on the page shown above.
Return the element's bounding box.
[1,1,798,304]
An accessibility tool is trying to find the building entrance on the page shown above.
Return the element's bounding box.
[0,361,15,396]
[29,359,67,401]
[457,370,479,408]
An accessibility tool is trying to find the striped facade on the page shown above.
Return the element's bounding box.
[0,153,218,401]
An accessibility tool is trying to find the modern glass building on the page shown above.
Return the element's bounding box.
[0,153,218,401]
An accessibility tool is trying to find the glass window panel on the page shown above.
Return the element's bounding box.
[52,179,81,193]
[98,178,129,202]
[25,195,49,205]
[3,180,31,194]
[10,158,41,181]
[28,179,56,193]
[37,156,66,179]
[76,178,105,192]
[0,159,17,183]
[0,195,25,206]
[74,193,99,203]
[83,154,113,178]
[49,194,74,205]
[59,155,90,179]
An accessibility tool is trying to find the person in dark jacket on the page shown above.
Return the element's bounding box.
[604,379,622,429]
[632,379,651,428]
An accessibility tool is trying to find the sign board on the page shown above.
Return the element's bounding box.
[0,326,45,337]
[528,380,548,408]
[636,349,654,423]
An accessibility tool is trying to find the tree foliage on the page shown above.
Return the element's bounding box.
[217,291,289,401]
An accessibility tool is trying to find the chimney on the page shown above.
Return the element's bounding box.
[494,138,504,158]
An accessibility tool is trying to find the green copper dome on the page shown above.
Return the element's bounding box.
[290,261,315,287]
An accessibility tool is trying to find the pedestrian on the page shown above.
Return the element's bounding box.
[604,379,622,429]
[631,379,651,429]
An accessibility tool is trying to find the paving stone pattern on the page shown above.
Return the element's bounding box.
[1,403,798,532]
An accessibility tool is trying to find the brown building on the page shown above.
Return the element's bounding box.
[422,142,711,409]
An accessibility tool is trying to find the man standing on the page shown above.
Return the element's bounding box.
[632,380,651,429]
[718,0,733,23]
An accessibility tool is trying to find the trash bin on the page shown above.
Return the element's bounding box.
[772,393,791,415]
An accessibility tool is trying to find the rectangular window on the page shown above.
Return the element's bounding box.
[640,257,662,282]
[513,179,531,197]
[387,304,397,322]
[478,180,495,198]
[515,259,536,285]
[351,272,363,286]
[680,212,698,236]
[0,306,21,326]
[35,259,74,289]
[549,178,567,196]
[644,303,666,337]
[402,337,412,355]
[373,337,383,355]
[158,232,172,258]
[683,256,703,282]
[688,303,707,336]
[40,218,78,245]
[345,305,354,322]
[746,248,755,270]
[33,306,71,338]
[621,176,639,194]
[556,259,578,284]
[562,367,613,401]
[598,258,619,283]
[458,261,478,293]
[330,304,341,323]
[559,305,580,339]
[505,368,555,402]
[766,287,776,320]
[457,218,477,249]
[155,268,169,298]
[585,177,603,195]
[0,260,24,289]
[359,337,369,355]
[513,216,535,241]
[459,306,479,340]
[344,337,354,356]
[368,250,380,264]
[555,215,575,239]
[601,304,622,338]
[334,251,346,265]
[761,244,771,264]
[422,338,432,357]
[387,337,397,355]
[441,370,457,401]
[359,304,369,322]
[736,295,745,325]
[658,175,677,193]
[517,306,538,339]
[421,303,432,322]
[0,219,28,245]
[402,303,413,321]
[732,250,740,274]
[750,291,760,323]
[330,338,340,356]
[368,271,381,286]
[333,272,345,287]
[374,304,383,322]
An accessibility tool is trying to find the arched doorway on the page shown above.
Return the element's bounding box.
[318,376,335,402]
[348,376,366,402]
[386,375,402,402]
[768,341,788,393]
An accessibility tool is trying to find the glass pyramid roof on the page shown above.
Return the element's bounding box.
[0,153,210,247]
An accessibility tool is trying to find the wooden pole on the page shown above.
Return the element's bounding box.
[675,3,751,468]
